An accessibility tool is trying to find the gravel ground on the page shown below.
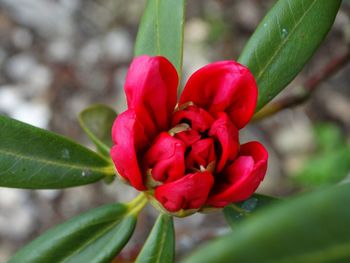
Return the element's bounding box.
[0,1,349,262]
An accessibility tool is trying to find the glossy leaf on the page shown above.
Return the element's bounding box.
[135,0,185,75]
[239,0,341,111]
[0,115,114,189]
[223,194,278,228]
[9,203,136,263]
[183,183,350,263]
[78,104,117,157]
[135,214,175,263]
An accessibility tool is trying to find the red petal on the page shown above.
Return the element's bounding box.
[209,112,239,173]
[179,61,257,129]
[174,129,201,147]
[125,55,178,140]
[143,132,186,183]
[172,105,214,132]
[110,109,148,190]
[207,141,268,207]
[155,172,214,212]
[186,138,216,171]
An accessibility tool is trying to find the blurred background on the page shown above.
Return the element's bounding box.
[0,0,349,262]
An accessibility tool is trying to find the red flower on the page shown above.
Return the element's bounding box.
[111,55,268,215]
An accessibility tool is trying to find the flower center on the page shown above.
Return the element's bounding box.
[171,105,217,173]
[142,103,239,187]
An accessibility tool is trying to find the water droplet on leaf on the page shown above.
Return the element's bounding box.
[61,149,70,159]
[235,212,244,220]
[281,28,288,38]
[242,197,258,212]
[81,170,92,177]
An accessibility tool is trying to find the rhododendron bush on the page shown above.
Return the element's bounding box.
[1,0,348,262]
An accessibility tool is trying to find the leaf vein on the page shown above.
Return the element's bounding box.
[287,0,297,24]
[255,0,318,82]
[0,149,112,174]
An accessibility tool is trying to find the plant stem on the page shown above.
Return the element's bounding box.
[253,50,350,121]
[230,203,250,217]
[127,193,148,216]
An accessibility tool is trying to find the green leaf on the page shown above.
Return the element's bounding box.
[135,0,185,75]
[135,214,175,263]
[9,203,136,263]
[294,148,350,187]
[223,194,278,228]
[78,104,117,157]
[239,0,341,111]
[293,122,350,188]
[183,183,350,263]
[0,115,114,189]
[314,123,344,152]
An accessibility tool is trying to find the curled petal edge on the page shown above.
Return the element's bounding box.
[179,60,257,129]
[207,141,268,207]
[124,55,179,140]
[154,172,214,213]
[110,109,148,190]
